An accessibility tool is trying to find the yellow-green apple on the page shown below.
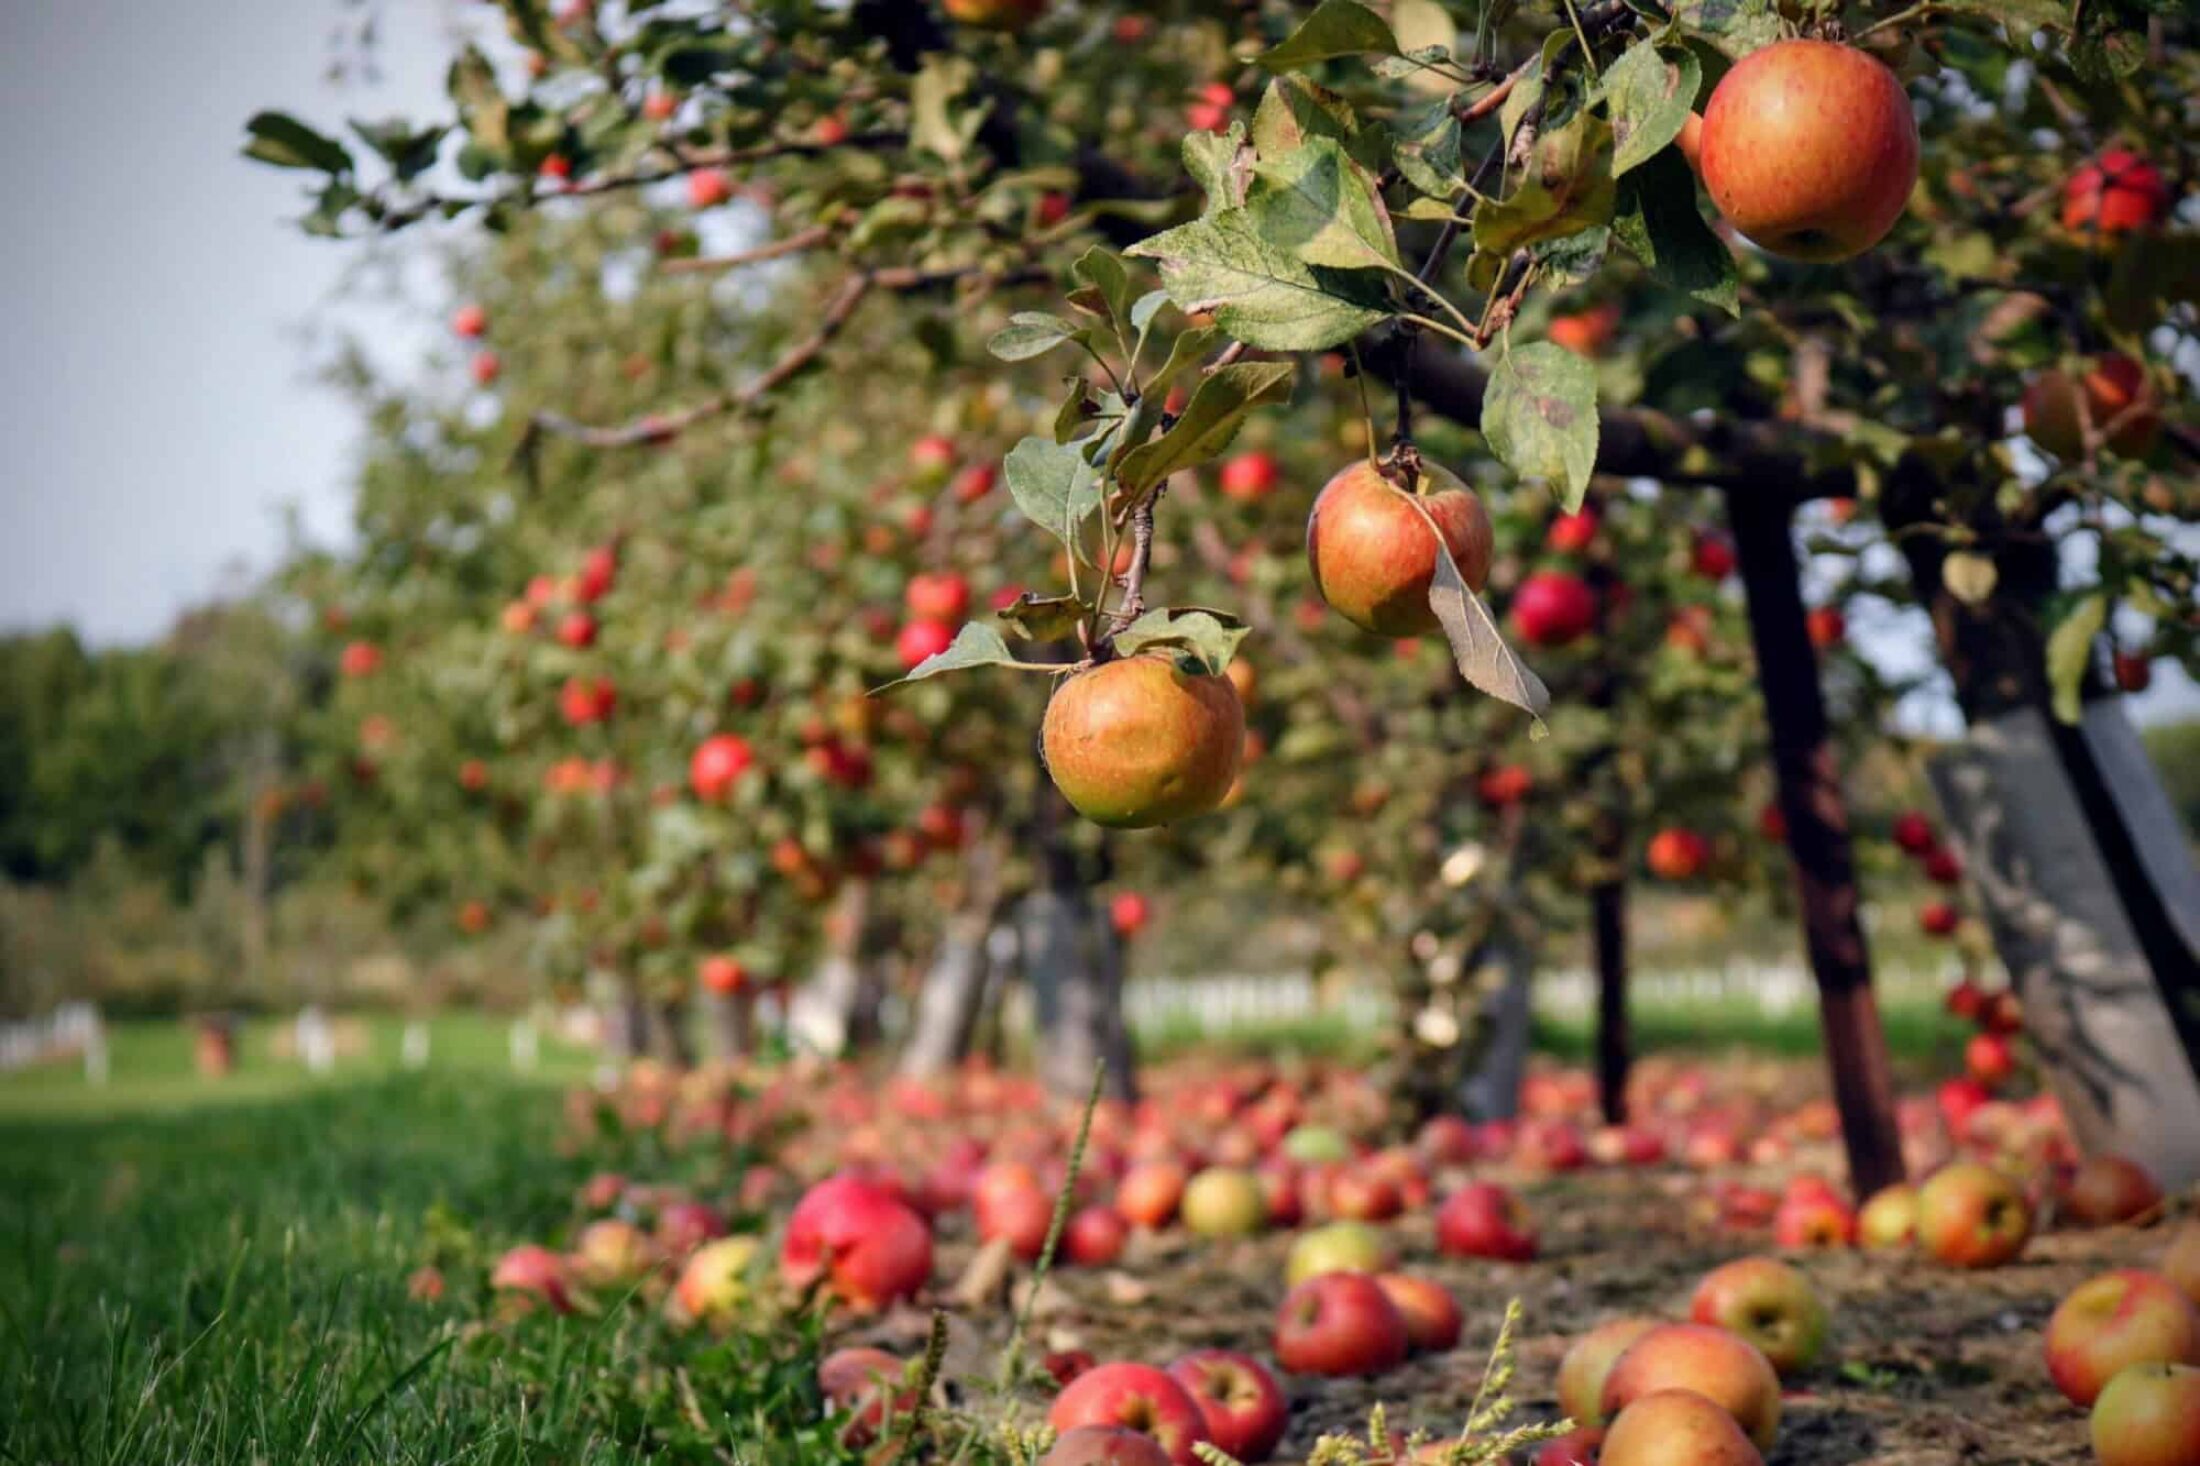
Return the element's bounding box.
[1601,1323,1781,1450]
[780,1174,933,1309]
[1601,1389,1766,1466]
[1557,1317,1660,1428]
[1047,1363,1212,1466]
[1436,1182,1537,1262]
[818,1347,914,1446]
[1286,1221,1392,1285]
[1689,1257,1828,1377]
[674,1236,760,1323]
[2044,1270,2200,1407]
[1698,39,1918,261]
[1282,1125,1351,1163]
[1306,459,1493,636]
[1374,1273,1463,1353]
[1181,1167,1267,1238]
[1166,1349,1288,1463]
[2062,1155,2165,1227]
[1274,1271,1411,1377]
[1856,1184,1918,1250]
[571,1218,652,1286]
[1915,1161,2031,1267]
[1041,1425,1176,1466]
[2091,1362,2200,1466]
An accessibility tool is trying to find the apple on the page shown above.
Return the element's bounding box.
[1772,1192,1856,1250]
[1547,507,1600,554]
[1042,657,1243,829]
[1047,1363,1211,1466]
[1167,1350,1288,1463]
[905,572,971,622]
[1327,1168,1403,1223]
[1109,891,1151,938]
[1547,303,1621,358]
[2091,1362,2200,1466]
[2063,1155,2164,1227]
[656,1199,726,1256]
[1511,571,1599,647]
[1274,1271,1411,1377]
[451,303,488,339]
[1690,532,1737,580]
[780,1174,933,1309]
[976,1173,1055,1260]
[2063,148,2173,237]
[1689,1257,1828,1377]
[1600,1324,1781,1451]
[1116,1160,1189,1229]
[1478,764,1534,807]
[1306,459,1493,636]
[1922,846,1963,885]
[2044,1270,2200,1408]
[1281,1125,1350,1163]
[1040,1426,1174,1466]
[339,640,382,678]
[555,610,596,649]
[1645,828,1709,882]
[1856,1184,1918,1250]
[673,1235,759,1322]
[1286,1221,1392,1284]
[1185,81,1234,134]
[1181,1167,1267,1238]
[689,734,755,801]
[571,1218,651,1286]
[1218,451,1280,504]
[1436,1182,1537,1262]
[2163,1224,2200,1307]
[818,1346,915,1446]
[896,618,956,670]
[491,1243,573,1313]
[2023,354,2160,460]
[1915,1161,2031,1268]
[1532,1426,1608,1466]
[1919,901,1960,938]
[1600,1389,1765,1466]
[1892,810,1937,854]
[1698,40,1918,261]
[1375,1273,1462,1353]
[1557,1317,1660,1428]
[471,351,502,387]
[1058,1205,1126,1268]
[1805,604,1846,650]
[699,954,749,996]
[1965,1032,2016,1091]
[2116,652,2154,694]
[941,0,1045,29]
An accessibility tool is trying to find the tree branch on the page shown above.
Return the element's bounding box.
[658,224,835,276]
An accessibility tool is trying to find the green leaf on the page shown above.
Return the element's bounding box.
[1128,209,1391,352]
[1389,0,1458,59]
[1073,247,1136,331]
[1247,137,1401,271]
[1251,76,1361,161]
[1391,96,1464,200]
[988,312,1092,362]
[242,112,353,173]
[1003,437,1103,547]
[1259,0,1401,71]
[1610,149,1740,315]
[1667,0,1783,57]
[876,623,1024,690]
[1182,125,1250,215]
[1052,379,1096,444]
[996,593,1087,641]
[447,47,510,154]
[1482,342,1599,509]
[1146,325,1224,396]
[1471,111,1616,259]
[911,56,983,163]
[1416,510,1551,735]
[349,119,448,183]
[1599,42,1701,177]
[1115,361,1298,495]
[1532,225,1611,285]
[1110,609,1250,676]
[2044,594,2107,724]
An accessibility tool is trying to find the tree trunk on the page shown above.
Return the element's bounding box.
[1592,876,1630,1126]
[238,728,277,993]
[704,990,754,1063]
[647,999,694,1069]
[1726,486,1906,1198]
[601,974,648,1065]
[799,879,885,1056]
[1459,924,1536,1122]
[901,903,998,1077]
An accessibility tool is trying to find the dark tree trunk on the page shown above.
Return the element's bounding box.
[1726,486,1907,1198]
[1459,924,1536,1122]
[602,976,648,1065]
[1592,876,1630,1126]
[704,990,754,1063]
[1024,791,1135,1102]
[647,999,694,1069]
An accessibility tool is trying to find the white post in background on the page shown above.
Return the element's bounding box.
[297,1004,335,1075]
[400,1019,431,1070]
[510,1017,539,1072]
[82,1005,109,1087]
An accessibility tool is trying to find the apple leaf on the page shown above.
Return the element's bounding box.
[1110,608,1250,677]
[1073,247,1136,332]
[1247,137,1401,272]
[1115,361,1298,496]
[2044,593,2107,724]
[1610,149,1740,315]
[243,112,354,174]
[1003,437,1103,547]
[1391,96,1464,200]
[1252,76,1361,161]
[1482,342,1600,511]
[910,56,984,164]
[1128,207,1391,352]
[1418,522,1551,737]
[996,593,1088,642]
[1941,551,1999,607]
[876,623,1026,691]
[1599,42,1701,177]
[1667,0,1784,57]
[988,312,1095,362]
[1259,0,1401,72]
[1144,325,1224,397]
[1471,111,1616,259]
[1181,124,1253,216]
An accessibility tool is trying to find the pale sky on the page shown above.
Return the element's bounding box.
[0,2,2190,726]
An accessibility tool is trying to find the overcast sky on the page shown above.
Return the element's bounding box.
[0,2,2190,726]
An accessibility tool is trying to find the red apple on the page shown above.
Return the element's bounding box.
[452,303,488,339]
[1511,570,1599,647]
[1601,1324,1781,1451]
[1532,1426,1608,1466]
[1306,459,1493,636]
[1546,507,1599,554]
[1689,1257,1828,1376]
[2063,148,2172,237]
[1375,1273,1462,1353]
[780,1174,933,1309]
[1040,1426,1174,1466]
[1218,452,1280,504]
[2046,1270,2200,1407]
[896,618,956,669]
[2091,1362,2200,1466]
[1892,810,1937,854]
[905,572,971,622]
[818,1346,915,1446]
[1601,1389,1765,1466]
[1064,1205,1128,1267]
[1047,1363,1211,1466]
[2023,353,2161,460]
[1915,1161,2031,1268]
[1436,1182,1537,1262]
[1116,1161,1188,1230]
[1110,891,1152,938]
[1273,1271,1411,1377]
[1645,828,1710,882]
[975,1173,1055,1260]
[689,734,754,801]
[2063,1155,2164,1227]
[1698,40,1918,261]
[1167,1350,1288,1463]
[491,1243,573,1313]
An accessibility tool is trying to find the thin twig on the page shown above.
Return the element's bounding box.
[659,224,834,276]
